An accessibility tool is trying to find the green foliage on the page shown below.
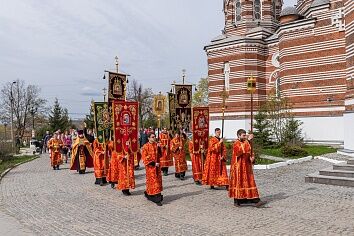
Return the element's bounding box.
[192,77,208,106]
[281,145,308,157]
[303,145,337,156]
[48,98,72,132]
[0,141,12,159]
[281,117,304,146]
[253,107,272,147]
[84,104,95,129]
[0,155,38,174]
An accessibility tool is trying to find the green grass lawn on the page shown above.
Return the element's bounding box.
[0,155,38,175]
[262,145,337,158]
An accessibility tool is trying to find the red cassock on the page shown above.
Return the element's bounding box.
[117,152,136,190]
[142,142,163,195]
[228,140,260,200]
[170,137,188,174]
[47,138,63,167]
[107,141,119,184]
[159,133,174,168]
[93,140,109,179]
[202,137,229,186]
[188,141,203,182]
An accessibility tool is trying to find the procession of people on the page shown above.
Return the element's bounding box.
[44,124,265,208]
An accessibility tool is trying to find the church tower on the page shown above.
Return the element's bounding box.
[223,0,283,37]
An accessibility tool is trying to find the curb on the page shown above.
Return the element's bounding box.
[187,155,314,170]
[0,156,39,183]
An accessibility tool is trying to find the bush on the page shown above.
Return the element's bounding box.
[0,141,13,161]
[281,145,308,157]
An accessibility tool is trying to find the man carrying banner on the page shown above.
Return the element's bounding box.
[93,139,109,186]
[142,133,163,206]
[202,128,229,189]
[47,132,63,170]
[159,127,173,176]
[70,130,94,174]
[229,129,265,207]
[170,131,188,180]
[188,138,203,185]
[116,141,136,196]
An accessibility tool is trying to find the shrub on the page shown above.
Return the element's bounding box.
[281,145,308,157]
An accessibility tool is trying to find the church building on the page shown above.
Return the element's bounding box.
[205,0,353,151]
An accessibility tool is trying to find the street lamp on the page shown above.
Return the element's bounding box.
[30,106,38,137]
[10,81,16,153]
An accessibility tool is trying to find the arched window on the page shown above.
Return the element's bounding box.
[275,78,280,98]
[235,0,242,23]
[253,0,261,21]
[224,62,230,91]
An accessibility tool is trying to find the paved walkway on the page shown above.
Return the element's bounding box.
[1,154,354,235]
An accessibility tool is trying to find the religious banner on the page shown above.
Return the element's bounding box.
[112,101,139,155]
[153,93,166,116]
[175,84,192,132]
[108,71,127,101]
[168,92,177,132]
[192,107,209,152]
[93,102,113,143]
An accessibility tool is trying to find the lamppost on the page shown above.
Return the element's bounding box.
[10,81,16,153]
[30,106,37,138]
[247,75,256,160]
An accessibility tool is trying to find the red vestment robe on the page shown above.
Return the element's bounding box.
[93,140,109,178]
[202,137,229,186]
[142,142,163,195]
[159,133,173,168]
[47,138,63,167]
[188,141,203,181]
[170,137,187,174]
[107,142,119,184]
[117,152,136,190]
[70,137,94,171]
[229,140,260,200]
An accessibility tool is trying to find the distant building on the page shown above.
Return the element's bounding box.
[205,0,353,150]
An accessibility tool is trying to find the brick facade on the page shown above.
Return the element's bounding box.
[206,0,353,146]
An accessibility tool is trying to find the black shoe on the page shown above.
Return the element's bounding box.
[144,191,148,199]
[56,166,60,170]
[99,180,104,186]
[195,181,202,186]
[53,166,56,170]
[111,183,115,189]
[102,177,107,184]
[180,176,185,181]
[175,173,180,178]
[156,202,163,206]
[122,190,131,196]
[95,178,101,185]
[210,186,215,189]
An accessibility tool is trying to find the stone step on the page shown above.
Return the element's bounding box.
[305,174,354,187]
[333,164,354,171]
[347,159,354,165]
[319,168,354,178]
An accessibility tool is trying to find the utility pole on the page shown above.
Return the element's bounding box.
[10,81,16,153]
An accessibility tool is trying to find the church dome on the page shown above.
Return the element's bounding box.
[280,7,299,17]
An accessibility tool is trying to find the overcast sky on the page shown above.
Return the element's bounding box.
[0,0,296,119]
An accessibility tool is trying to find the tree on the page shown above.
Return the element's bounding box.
[84,102,95,130]
[127,79,154,128]
[0,79,46,140]
[281,117,304,146]
[192,77,208,106]
[253,106,272,147]
[48,98,72,132]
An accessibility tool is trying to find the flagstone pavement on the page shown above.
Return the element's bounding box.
[1,153,353,236]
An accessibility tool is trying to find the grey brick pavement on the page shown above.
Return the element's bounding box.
[0,154,353,236]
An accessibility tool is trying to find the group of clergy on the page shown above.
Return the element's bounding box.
[48,126,265,208]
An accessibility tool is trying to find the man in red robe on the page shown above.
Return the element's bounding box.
[188,139,203,185]
[202,128,229,189]
[116,141,136,196]
[47,132,63,170]
[93,139,109,186]
[229,129,265,207]
[159,128,173,176]
[142,133,163,206]
[170,132,188,180]
[106,140,119,189]
[70,130,94,174]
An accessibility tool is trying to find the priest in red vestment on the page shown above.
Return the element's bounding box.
[142,133,163,206]
[159,128,173,176]
[202,128,229,189]
[188,139,203,185]
[116,141,136,196]
[229,129,265,207]
[170,132,188,180]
